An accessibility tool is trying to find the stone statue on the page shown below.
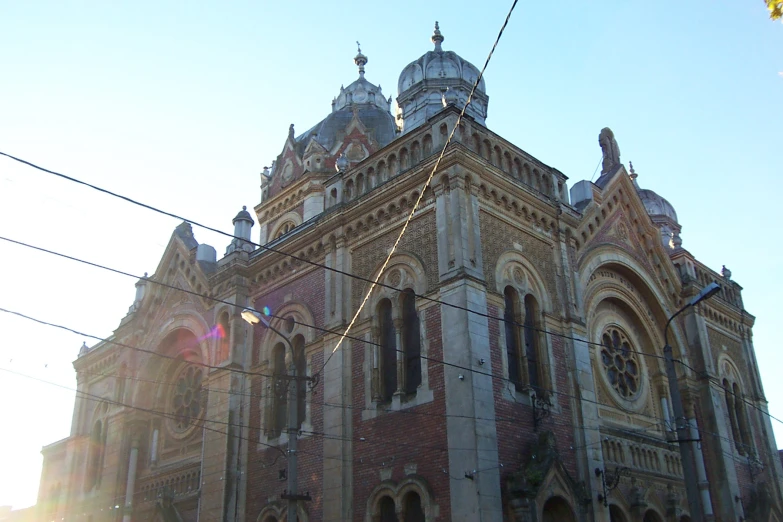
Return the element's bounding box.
[599,127,620,174]
[288,123,295,140]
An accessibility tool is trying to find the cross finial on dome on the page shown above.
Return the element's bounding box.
[432,21,444,52]
[354,41,367,78]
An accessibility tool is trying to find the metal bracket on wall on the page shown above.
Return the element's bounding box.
[595,466,629,507]
[532,393,551,431]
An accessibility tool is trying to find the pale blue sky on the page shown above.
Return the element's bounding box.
[0,0,780,510]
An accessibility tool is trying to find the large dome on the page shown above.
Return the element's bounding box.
[396,22,489,134]
[264,47,397,200]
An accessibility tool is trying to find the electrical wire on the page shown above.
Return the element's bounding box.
[319,0,520,375]
[0,232,674,375]
[5,302,780,442]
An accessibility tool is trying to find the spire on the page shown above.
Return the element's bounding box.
[629,161,640,189]
[354,41,367,78]
[432,21,444,52]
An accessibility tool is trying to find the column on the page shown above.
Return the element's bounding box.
[122,438,139,522]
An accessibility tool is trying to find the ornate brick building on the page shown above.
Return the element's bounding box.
[37,24,783,522]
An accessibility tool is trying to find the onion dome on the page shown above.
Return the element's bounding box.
[396,22,489,133]
[630,163,682,250]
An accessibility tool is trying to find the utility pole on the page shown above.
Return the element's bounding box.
[242,308,311,522]
[662,281,720,522]
[286,362,299,522]
[663,343,704,521]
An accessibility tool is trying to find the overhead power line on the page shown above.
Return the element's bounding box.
[320,0,520,374]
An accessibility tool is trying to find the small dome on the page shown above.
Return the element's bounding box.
[396,22,489,133]
[630,162,682,251]
[297,44,395,152]
[233,206,254,225]
[638,188,678,223]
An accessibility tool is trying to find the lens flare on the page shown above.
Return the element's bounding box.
[262,306,271,316]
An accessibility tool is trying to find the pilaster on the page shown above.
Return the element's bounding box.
[440,279,502,522]
[321,335,353,521]
[683,307,738,521]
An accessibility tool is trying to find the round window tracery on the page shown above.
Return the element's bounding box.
[600,327,640,400]
[170,365,204,433]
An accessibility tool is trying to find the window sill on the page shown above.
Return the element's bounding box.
[362,387,434,421]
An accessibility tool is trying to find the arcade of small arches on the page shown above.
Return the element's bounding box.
[366,477,435,522]
[467,131,566,202]
[335,133,436,208]
[332,123,568,212]
[607,504,690,522]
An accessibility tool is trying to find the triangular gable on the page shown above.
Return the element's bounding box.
[133,224,212,324]
[573,168,682,309]
[303,136,328,157]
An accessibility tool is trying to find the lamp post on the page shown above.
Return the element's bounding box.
[663,281,720,522]
[242,308,305,522]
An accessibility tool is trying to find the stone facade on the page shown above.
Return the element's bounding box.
[36,24,783,522]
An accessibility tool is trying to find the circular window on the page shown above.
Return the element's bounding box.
[600,327,640,400]
[170,365,204,433]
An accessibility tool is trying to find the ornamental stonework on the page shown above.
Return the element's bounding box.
[351,211,438,306]
[479,211,560,308]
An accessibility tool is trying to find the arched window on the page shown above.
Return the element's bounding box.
[504,286,523,392]
[402,491,425,522]
[275,222,295,239]
[218,311,231,362]
[503,286,547,395]
[643,509,664,522]
[401,289,421,394]
[379,299,397,402]
[723,377,752,454]
[524,294,541,392]
[269,343,288,437]
[609,505,628,522]
[379,496,396,522]
[293,335,306,431]
[542,496,576,522]
[85,417,106,491]
[116,363,127,404]
[733,382,752,451]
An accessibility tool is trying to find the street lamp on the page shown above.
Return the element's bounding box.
[242,308,304,522]
[663,281,720,522]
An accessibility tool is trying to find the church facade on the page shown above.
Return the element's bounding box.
[36,24,783,522]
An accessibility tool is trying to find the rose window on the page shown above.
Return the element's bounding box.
[600,327,640,399]
[171,365,204,432]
